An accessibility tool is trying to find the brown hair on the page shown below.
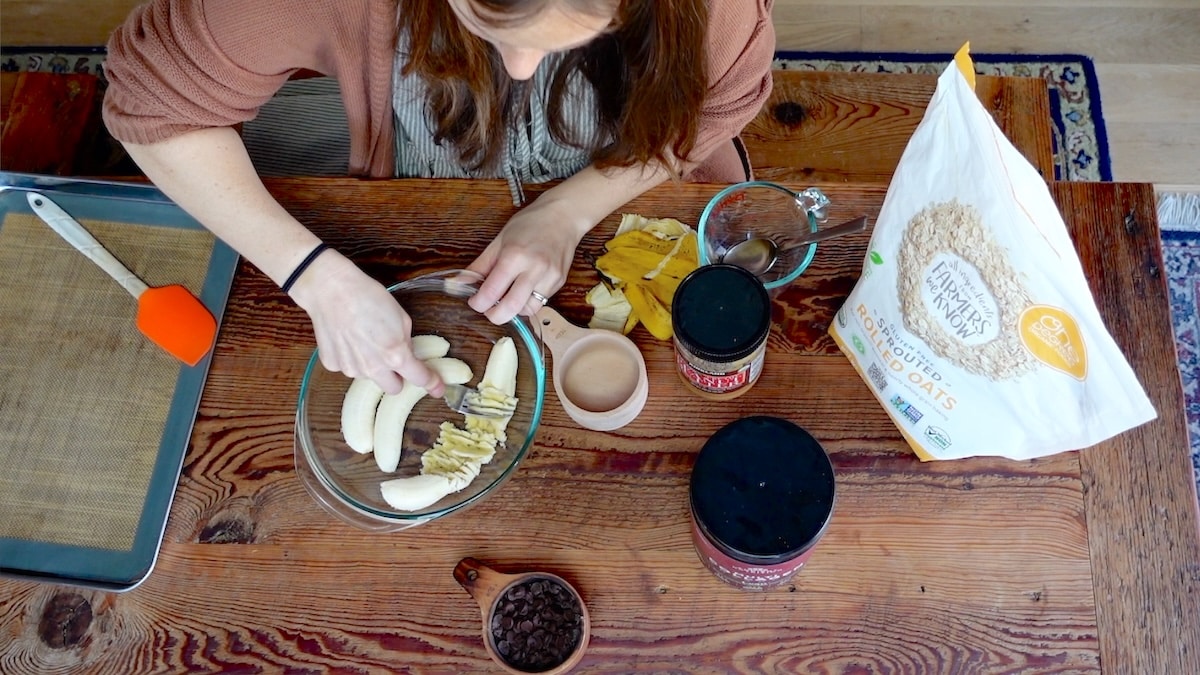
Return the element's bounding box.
[398,0,708,175]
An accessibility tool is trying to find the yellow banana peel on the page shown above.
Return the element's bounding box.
[624,280,674,340]
[675,232,699,265]
[585,281,633,332]
[617,214,690,238]
[595,246,696,286]
[588,215,698,340]
[605,230,681,256]
[644,273,685,308]
[621,306,639,335]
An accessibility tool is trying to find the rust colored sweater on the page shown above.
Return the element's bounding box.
[103,0,775,181]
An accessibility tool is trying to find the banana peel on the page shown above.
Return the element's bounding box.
[605,229,699,265]
[617,214,691,239]
[586,282,634,333]
[605,230,680,257]
[587,214,699,339]
[623,280,674,340]
[595,245,696,286]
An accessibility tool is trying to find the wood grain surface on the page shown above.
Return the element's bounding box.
[744,72,1055,184]
[1053,182,1200,674]
[1,178,1196,673]
[0,72,101,175]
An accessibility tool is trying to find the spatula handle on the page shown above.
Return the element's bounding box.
[27,191,149,299]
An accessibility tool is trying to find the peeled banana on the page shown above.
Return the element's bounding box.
[337,332,523,511]
[410,335,452,361]
[379,474,455,512]
[377,337,521,512]
[340,334,451,453]
[340,378,386,454]
[373,356,473,473]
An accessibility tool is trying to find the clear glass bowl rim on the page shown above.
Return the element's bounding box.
[697,180,820,290]
[294,269,546,525]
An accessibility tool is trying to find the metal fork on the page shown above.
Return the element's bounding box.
[442,383,517,418]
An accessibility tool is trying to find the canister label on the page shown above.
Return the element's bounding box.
[675,350,764,394]
[690,515,812,590]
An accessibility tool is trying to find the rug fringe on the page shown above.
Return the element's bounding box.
[1158,191,1200,231]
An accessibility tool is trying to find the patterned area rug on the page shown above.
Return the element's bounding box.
[1158,193,1200,494]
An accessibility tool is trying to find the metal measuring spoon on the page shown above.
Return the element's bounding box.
[720,215,870,275]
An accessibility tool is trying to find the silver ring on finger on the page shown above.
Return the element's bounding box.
[530,290,549,306]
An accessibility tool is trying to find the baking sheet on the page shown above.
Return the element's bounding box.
[0,172,238,591]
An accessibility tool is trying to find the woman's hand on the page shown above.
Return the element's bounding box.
[465,165,673,323]
[288,249,442,397]
[466,195,594,323]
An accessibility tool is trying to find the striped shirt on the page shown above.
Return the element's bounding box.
[392,34,605,205]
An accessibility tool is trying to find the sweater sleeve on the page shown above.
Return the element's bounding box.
[101,0,370,146]
[689,0,775,168]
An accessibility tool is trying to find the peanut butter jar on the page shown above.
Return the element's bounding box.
[671,264,771,400]
[689,416,836,590]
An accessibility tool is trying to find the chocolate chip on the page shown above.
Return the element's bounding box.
[489,578,583,672]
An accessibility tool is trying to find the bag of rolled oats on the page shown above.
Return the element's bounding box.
[828,46,1156,461]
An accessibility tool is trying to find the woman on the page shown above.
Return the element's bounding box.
[102,0,775,396]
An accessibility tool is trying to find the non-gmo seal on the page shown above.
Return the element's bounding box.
[925,426,952,449]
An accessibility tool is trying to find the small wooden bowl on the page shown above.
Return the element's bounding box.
[535,306,648,431]
[454,557,590,674]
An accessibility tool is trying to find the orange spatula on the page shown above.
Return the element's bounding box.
[27,191,217,366]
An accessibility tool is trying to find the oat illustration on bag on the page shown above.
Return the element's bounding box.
[896,200,1035,380]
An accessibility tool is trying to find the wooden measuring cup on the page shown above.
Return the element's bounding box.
[535,306,648,431]
[454,557,591,674]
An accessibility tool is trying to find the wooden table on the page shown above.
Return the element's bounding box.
[2,177,1196,673]
[744,71,1056,183]
[0,72,128,177]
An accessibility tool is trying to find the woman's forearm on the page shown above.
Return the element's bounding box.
[123,126,443,394]
[532,162,673,237]
[122,127,324,286]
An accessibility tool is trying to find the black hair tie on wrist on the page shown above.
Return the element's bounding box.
[281,242,331,294]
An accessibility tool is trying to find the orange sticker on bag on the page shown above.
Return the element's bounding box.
[1019,305,1087,379]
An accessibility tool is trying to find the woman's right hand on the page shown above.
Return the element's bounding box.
[286,249,442,396]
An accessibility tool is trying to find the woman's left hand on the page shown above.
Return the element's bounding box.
[466,196,594,323]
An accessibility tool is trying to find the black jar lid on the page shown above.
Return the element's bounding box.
[690,416,836,564]
[672,264,771,363]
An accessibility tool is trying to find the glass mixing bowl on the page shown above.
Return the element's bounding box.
[697,182,830,294]
[294,270,545,531]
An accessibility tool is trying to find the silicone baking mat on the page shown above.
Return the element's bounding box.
[0,173,237,590]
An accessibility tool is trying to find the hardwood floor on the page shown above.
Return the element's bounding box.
[772,0,1200,189]
[1,0,1198,188]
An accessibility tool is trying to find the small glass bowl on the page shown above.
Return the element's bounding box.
[294,270,546,531]
[697,182,830,293]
